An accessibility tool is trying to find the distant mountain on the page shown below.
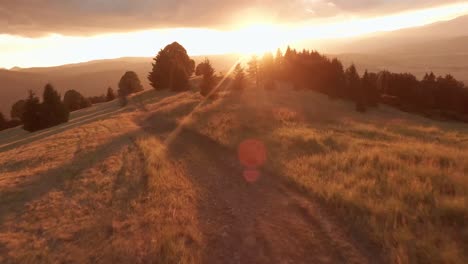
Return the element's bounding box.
[314,15,468,85]
[320,15,468,54]
[0,54,240,115]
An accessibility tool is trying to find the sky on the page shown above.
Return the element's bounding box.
[1,0,468,69]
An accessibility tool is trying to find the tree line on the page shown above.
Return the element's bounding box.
[3,42,466,133]
[242,47,468,119]
[1,69,146,132]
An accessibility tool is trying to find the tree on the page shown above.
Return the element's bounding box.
[248,56,259,89]
[232,63,246,91]
[261,52,276,90]
[63,89,91,112]
[328,58,346,98]
[345,65,366,112]
[362,70,379,107]
[0,112,6,130]
[197,59,216,97]
[22,91,42,132]
[345,64,361,99]
[10,99,26,121]
[106,87,116,102]
[148,42,195,91]
[41,84,69,128]
[118,71,144,97]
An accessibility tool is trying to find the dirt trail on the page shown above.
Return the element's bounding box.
[147,89,381,264]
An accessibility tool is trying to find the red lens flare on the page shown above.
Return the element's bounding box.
[238,139,267,182]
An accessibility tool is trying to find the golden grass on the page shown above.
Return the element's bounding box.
[0,90,202,263]
[0,86,466,263]
[187,87,468,264]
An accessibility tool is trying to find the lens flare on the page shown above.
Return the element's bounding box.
[238,139,267,182]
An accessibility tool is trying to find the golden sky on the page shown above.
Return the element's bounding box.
[1,1,468,69]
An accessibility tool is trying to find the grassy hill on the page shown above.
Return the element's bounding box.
[0,84,466,263]
[0,54,240,114]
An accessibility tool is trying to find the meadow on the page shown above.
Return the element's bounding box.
[0,85,467,263]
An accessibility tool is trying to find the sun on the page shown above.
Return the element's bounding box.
[232,23,286,55]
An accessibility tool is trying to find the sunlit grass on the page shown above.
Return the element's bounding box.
[189,86,468,264]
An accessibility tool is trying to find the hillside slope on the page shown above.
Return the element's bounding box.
[0,54,240,114]
[0,85,467,263]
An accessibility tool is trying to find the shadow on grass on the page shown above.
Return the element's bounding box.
[0,130,143,227]
[0,90,178,154]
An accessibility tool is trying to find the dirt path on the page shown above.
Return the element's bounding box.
[148,89,381,264]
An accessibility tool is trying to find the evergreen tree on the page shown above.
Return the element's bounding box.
[345,64,361,99]
[261,52,276,90]
[248,56,259,89]
[345,65,366,112]
[148,42,195,91]
[362,70,379,107]
[197,59,216,97]
[106,87,116,102]
[329,58,346,98]
[41,84,69,128]
[22,91,42,132]
[232,63,246,91]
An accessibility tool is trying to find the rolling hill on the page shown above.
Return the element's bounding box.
[0,54,240,115]
[321,15,468,83]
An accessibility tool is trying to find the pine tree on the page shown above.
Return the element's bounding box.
[248,56,259,89]
[22,91,42,132]
[345,65,366,112]
[232,63,246,91]
[41,84,69,128]
[275,48,284,80]
[197,59,216,97]
[261,52,276,90]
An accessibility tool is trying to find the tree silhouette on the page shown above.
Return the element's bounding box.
[118,71,144,97]
[197,59,216,97]
[63,89,91,112]
[248,56,259,89]
[10,99,26,121]
[41,84,69,128]
[232,63,246,91]
[106,87,116,102]
[362,70,379,107]
[22,91,42,132]
[261,52,276,90]
[148,42,195,91]
[0,112,6,130]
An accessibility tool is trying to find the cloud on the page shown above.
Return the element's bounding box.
[0,0,464,36]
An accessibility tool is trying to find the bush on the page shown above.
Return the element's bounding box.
[106,87,116,102]
[63,89,92,112]
[10,99,26,121]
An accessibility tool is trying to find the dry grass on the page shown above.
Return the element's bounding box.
[0,85,466,263]
[187,87,468,264]
[0,90,202,263]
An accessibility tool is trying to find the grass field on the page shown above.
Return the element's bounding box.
[0,85,467,263]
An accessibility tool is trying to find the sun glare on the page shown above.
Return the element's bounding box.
[1,2,468,68]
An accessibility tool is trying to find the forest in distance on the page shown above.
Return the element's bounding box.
[2,41,467,133]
